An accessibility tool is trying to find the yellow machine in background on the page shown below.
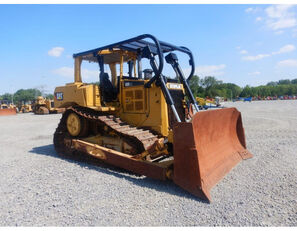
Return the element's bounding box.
[33,96,50,114]
[53,34,252,201]
[33,96,65,115]
[19,103,33,113]
[196,97,223,109]
[0,101,17,116]
[196,97,215,107]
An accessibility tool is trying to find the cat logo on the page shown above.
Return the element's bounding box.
[55,92,63,101]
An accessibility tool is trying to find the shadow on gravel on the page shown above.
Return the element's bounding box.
[30,144,207,203]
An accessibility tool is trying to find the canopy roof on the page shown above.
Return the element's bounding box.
[73,34,192,64]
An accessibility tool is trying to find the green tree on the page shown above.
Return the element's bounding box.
[240,85,252,97]
[200,76,223,97]
[278,79,291,85]
[1,93,13,101]
[13,88,42,103]
[267,81,278,86]
[200,76,222,89]
[45,94,54,100]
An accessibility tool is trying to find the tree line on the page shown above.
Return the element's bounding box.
[0,88,54,104]
[1,77,297,104]
[189,76,297,99]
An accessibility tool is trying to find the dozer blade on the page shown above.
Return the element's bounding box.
[173,107,252,201]
[0,108,17,116]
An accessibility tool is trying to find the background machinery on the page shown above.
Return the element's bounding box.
[53,34,252,201]
[18,103,33,113]
[33,96,65,115]
[196,96,225,110]
[0,100,17,116]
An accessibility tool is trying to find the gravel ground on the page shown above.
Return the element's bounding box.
[0,100,296,226]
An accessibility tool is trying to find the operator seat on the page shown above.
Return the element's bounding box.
[101,72,117,102]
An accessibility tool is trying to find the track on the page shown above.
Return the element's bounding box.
[53,106,160,159]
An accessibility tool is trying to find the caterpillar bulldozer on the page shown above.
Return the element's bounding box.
[0,101,17,116]
[18,103,33,113]
[33,96,65,115]
[196,96,224,109]
[53,34,252,201]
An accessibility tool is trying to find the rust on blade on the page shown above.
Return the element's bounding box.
[0,108,17,116]
[173,107,253,201]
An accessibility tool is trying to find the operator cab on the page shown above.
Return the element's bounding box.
[72,34,199,122]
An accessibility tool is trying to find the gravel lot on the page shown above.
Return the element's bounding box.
[0,100,296,226]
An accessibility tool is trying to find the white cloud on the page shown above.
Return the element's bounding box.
[274,30,284,35]
[48,47,64,57]
[195,64,226,77]
[236,46,241,50]
[82,69,99,79]
[266,5,293,19]
[245,7,253,13]
[242,44,295,61]
[242,54,270,61]
[240,50,248,54]
[268,18,297,30]
[245,7,260,14]
[256,17,262,22]
[53,66,99,80]
[272,44,295,54]
[53,67,73,77]
[248,71,261,75]
[277,59,297,67]
[265,5,297,30]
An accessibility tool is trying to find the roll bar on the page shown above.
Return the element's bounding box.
[72,34,195,81]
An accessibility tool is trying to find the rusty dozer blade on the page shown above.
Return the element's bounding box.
[0,108,17,116]
[173,107,252,201]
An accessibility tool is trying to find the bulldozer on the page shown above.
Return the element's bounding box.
[0,100,17,116]
[18,103,33,113]
[53,34,252,201]
[196,96,224,109]
[33,96,65,115]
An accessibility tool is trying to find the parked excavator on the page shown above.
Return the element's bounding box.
[53,34,252,201]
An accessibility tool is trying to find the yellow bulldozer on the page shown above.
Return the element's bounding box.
[33,96,65,115]
[53,34,252,201]
[0,101,17,116]
[196,96,224,109]
[18,103,33,113]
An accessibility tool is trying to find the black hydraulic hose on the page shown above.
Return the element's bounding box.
[138,34,164,79]
[165,52,199,112]
[180,46,195,82]
[173,61,199,112]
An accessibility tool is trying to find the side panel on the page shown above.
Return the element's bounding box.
[54,83,101,108]
[118,81,169,137]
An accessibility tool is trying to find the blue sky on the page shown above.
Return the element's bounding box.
[0,4,297,95]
